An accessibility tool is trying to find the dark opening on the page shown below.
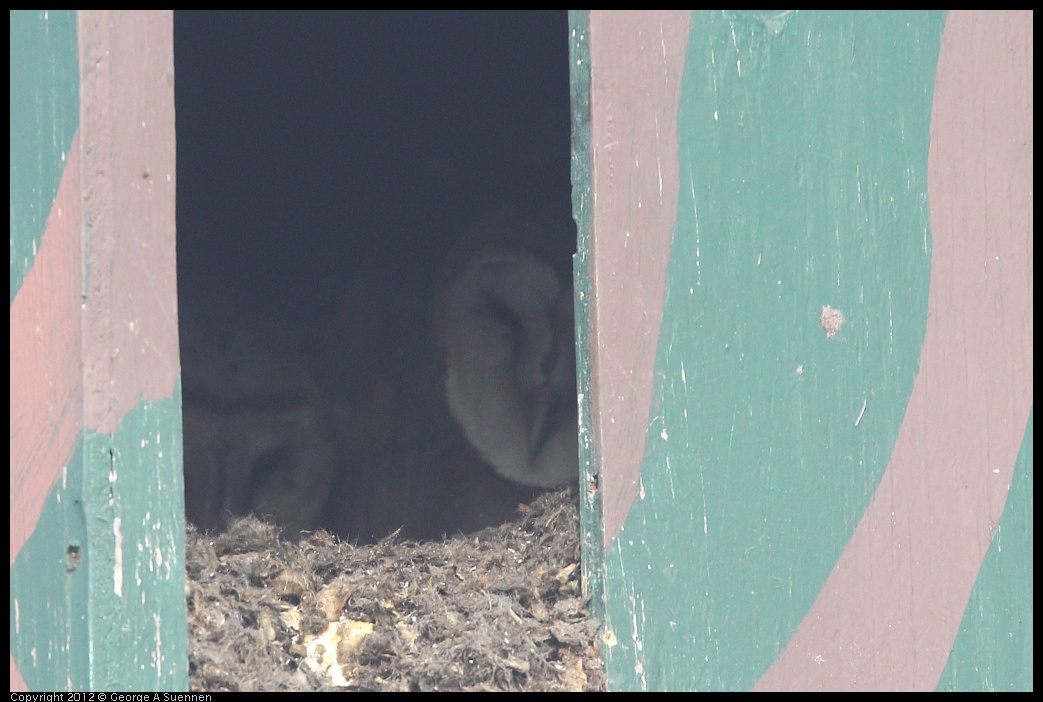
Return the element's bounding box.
[174,11,576,542]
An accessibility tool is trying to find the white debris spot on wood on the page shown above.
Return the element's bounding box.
[820,305,844,339]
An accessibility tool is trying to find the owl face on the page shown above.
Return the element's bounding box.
[440,250,578,488]
[181,312,339,535]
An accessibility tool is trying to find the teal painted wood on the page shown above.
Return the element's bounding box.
[601,11,940,689]
[10,11,187,691]
[567,9,604,623]
[9,10,78,303]
[10,439,91,691]
[628,11,940,688]
[937,410,1033,692]
[577,10,1032,691]
[9,10,88,690]
[11,397,188,692]
[76,10,187,691]
[81,395,188,691]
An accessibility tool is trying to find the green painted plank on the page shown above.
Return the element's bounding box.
[567,9,604,621]
[937,410,1033,692]
[81,393,188,691]
[10,435,91,691]
[9,9,85,690]
[75,11,186,689]
[600,11,946,690]
[10,394,187,691]
[9,10,79,304]
[11,11,187,690]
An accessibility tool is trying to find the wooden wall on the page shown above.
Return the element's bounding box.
[9,9,1031,693]
[10,10,186,691]
[572,10,1032,691]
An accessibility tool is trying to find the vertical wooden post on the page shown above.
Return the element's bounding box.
[10,10,187,691]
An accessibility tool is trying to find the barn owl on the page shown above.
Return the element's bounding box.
[182,398,337,534]
[180,308,339,535]
[439,250,578,487]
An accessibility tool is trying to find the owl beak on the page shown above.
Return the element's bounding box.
[526,387,558,463]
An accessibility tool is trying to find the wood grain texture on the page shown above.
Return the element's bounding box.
[10,11,187,691]
[583,10,1030,691]
[9,11,82,692]
[757,9,1033,691]
[586,10,691,548]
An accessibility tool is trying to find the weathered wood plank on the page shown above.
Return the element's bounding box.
[574,10,1032,691]
[10,10,186,691]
